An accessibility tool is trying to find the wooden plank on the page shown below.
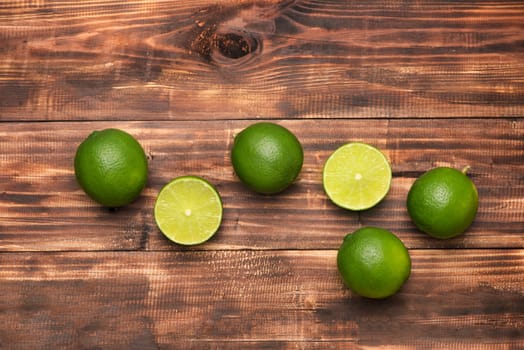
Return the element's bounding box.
[0,249,522,348]
[1,119,522,251]
[1,0,523,120]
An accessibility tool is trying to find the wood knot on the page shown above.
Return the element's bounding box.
[215,32,257,59]
[191,24,260,64]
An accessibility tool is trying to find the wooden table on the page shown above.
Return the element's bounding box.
[1,0,523,348]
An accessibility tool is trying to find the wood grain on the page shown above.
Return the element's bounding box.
[1,0,523,120]
[0,249,522,349]
[1,1,523,348]
[1,119,522,252]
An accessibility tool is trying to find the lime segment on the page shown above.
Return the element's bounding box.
[323,142,392,211]
[154,176,223,245]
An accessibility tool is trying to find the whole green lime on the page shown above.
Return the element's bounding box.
[337,227,411,299]
[74,128,148,207]
[231,122,303,194]
[407,167,478,239]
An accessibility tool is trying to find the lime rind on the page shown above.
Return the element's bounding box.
[337,227,411,299]
[406,167,478,239]
[323,142,392,211]
[231,122,304,194]
[154,176,223,245]
[74,128,148,208]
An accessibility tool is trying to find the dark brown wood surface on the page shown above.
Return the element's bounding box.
[1,0,523,349]
[1,0,524,120]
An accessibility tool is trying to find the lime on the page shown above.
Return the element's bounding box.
[407,166,478,239]
[154,176,223,245]
[74,128,148,208]
[337,227,411,299]
[231,122,303,194]
[323,142,392,211]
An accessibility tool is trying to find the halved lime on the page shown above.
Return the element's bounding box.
[323,142,392,211]
[154,176,223,245]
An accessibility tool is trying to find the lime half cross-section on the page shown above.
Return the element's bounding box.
[323,142,392,211]
[154,176,223,245]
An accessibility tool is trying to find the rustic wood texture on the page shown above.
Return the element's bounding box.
[1,0,523,349]
[1,0,523,120]
[0,250,523,349]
